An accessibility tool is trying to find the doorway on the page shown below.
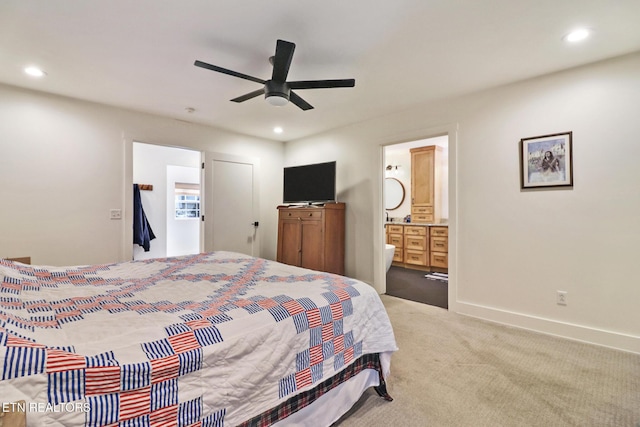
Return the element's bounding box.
[133,142,201,260]
[383,135,449,309]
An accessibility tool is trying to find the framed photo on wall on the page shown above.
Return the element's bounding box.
[519,131,573,189]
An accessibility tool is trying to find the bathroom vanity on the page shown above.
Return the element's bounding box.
[385,223,448,272]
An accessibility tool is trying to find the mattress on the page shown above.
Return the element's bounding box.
[0,252,397,426]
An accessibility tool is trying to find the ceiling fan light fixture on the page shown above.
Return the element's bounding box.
[266,94,289,107]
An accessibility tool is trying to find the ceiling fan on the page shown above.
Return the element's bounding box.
[194,39,355,111]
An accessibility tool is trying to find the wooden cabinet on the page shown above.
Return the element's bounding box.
[410,146,445,224]
[385,224,448,272]
[429,226,448,269]
[277,203,345,275]
[386,224,404,262]
[404,226,428,268]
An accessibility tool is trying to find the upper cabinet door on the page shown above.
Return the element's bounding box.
[411,146,436,207]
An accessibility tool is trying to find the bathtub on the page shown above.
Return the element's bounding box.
[385,244,395,272]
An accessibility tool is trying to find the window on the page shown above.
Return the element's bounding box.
[175,182,200,219]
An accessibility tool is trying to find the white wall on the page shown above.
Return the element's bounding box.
[0,83,283,265]
[384,149,411,220]
[285,52,640,353]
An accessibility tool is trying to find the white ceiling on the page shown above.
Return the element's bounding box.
[2,1,640,142]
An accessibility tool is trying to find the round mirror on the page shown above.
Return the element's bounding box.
[385,178,405,210]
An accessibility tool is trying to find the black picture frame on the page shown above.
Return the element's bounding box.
[520,132,573,189]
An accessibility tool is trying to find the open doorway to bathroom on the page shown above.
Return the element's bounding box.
[383,135,449,309]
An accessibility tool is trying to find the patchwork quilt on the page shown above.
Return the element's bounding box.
[0,252,397,426]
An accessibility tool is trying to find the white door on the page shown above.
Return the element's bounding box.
[203,152,260,257]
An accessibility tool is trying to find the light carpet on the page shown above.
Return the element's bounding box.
[334,295,640,427]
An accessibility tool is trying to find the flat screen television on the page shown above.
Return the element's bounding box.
[283,161,336,204]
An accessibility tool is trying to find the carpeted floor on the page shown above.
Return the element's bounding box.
[334,295,640,427]
[385,266,448,309]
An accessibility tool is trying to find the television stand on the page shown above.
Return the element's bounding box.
[276,203,345,275]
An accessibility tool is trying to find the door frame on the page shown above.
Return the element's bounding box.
[124,138,202,261]
[202,152,261,257]
[378,123,457,311]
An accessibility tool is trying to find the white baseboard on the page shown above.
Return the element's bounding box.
[454,301,640,355]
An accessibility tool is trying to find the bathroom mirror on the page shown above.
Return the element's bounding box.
[385,178,405,210]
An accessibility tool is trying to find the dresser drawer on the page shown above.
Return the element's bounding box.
[412,206,434,223]
[405,235,427,251]
[412,213,434,223]
[404,226,427,236]
[404,249,427,266]
[430,252,448,268]
[412,206,433,214]
[280,209,323,219]
[393,248,404,262]
[430,226,448,237]
[388,234,404,247]
[430,236,448,252]
[386,224,404,234]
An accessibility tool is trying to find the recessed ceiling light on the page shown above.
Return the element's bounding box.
[274,127,283,134]
[564,28,590,43]
[24,66,46,77]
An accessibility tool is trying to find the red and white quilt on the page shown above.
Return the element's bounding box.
[0,252,397,426]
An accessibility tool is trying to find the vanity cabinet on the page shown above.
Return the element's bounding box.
[429,226,448,270]
[404,226,428,267]
[277,203,345,275]
[410,146,445,224]
[386,224,404,262]
[386,224,448,272]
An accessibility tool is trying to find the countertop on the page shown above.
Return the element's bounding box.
[385,221,448,227]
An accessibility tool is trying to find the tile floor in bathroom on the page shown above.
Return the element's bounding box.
[385,266,448,309]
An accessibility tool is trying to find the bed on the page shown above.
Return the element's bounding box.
[0,251,397,426]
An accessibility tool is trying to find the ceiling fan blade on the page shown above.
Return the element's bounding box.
[289,91,314,111]
[271,40,295,83]
[288,79,355,90]
[194,60,265,85]
[230,88,265,103]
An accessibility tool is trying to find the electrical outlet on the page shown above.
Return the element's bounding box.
[557,290,567,306]
[110,209,122,220]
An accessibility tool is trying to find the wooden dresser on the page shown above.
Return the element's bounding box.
[277,203,345,275]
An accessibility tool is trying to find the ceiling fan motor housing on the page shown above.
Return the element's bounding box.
[265,80,290,105]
